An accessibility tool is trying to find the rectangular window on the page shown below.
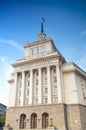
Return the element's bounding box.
[45,88,48,93]
[37,48,39,54]
[36,80,38,85]
[45,70,47,75]
[54,87,57,92]
[26,73,30,78]
[54,97,58,103]
[32,50,34,54]
[36,72,39,76]
[45,98,48,104]
[53,69,56,74]
[45,78,47,84]
[54,77,57,83]
[36,88,38,95]
[42,46,46,53]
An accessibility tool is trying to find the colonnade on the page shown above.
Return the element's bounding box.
[13,65,63,106]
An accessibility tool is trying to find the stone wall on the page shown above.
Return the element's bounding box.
[5,104,86,130]
[5,104,67,130]
[66,104,86,130]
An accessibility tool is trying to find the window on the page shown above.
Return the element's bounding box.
[53,69,56,74]
[26,72,30,78]
[32,50,34,54]
[42,46,46,53]
[36,80,38,85]
[45,98,48,104]
[37,48,39,54]
[45,70,47,75]
[36,88,38,95]
[36,72,39,76]
[20,114,26,129]
[54,97,58,103]
[54,77,57,83]
[45,78,47,84]
[42,113,49,128]
[31,113,37,129]
[45,88,48,93]
[54,87,57,92]
[18,74,22,79]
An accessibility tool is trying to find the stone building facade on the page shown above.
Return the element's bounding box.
[5,26,86,130]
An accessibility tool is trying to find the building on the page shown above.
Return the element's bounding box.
[5,22,86,130]
[0,103,6,115]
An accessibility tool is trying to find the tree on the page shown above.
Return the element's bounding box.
[0,115,6,127]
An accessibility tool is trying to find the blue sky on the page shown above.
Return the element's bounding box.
[0,0,86,105]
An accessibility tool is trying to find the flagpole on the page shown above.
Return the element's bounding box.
[41,17,45,33]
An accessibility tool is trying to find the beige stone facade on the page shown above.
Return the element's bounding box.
[5,30,86,130]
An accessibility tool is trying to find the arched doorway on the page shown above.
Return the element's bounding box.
[30,113,37,129]
[42,112,49,128]
[20,114,26,129]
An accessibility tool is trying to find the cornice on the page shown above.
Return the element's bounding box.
[12,53,62,68]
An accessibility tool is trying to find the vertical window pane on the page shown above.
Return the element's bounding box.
[36,80,38,85]
[32,50,34,54]
[36,88,38,95]
[37,48,39,54]
[54,77,57,83]
[45,98,48,104]
[45,88,48,93]
[54,87,57,92]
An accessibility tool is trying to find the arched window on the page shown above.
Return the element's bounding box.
[30,113,37,129]
[42,112,49,128]
[20,114,26,129]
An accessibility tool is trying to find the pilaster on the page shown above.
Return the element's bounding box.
[56,65,63,103]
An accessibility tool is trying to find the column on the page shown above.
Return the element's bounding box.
[47,66,52,104]
[21,71,25,106]
[56,65,63,103]
[13,72,18,106]
[29,69,34,105]
[38,68,42,104]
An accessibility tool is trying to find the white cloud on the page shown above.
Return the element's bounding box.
[0,39,24,51]
[80,30,86,36]
[0,57,13,105]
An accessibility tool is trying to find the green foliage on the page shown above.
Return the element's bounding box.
[0,115,6,127]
